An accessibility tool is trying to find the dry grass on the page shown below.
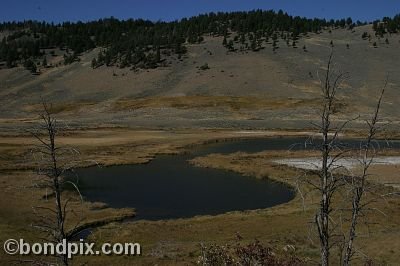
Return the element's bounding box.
[0,128,325,171]
[112,96,322,112]
[23,101,98,115]
[0,129,399,265]
[187,150,400,265]
[0,171,135,264]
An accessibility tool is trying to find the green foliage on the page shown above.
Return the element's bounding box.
[199,63,209,70]
[227,40,234,51]
[251,37,257,51]
[91,57,97,69]
[156,46,161,63]
[63,52,79,65]
[372,15,400,36]
[24,58,37,73]
[0,10,363,70]
[222,36,227,46]
[42,56,47,67]
[240,33,246,44]
[361,32,369,40]
[373,20,386,37]
[346,17,353,27]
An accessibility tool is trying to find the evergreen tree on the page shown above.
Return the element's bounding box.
[240,34,245,44]
[24,58,37,73]
[42,56,47,67]
[156,46,161,62]
[361,32,369,39]
[251,37,257,51]
[0,10,364,70]
[91,57,97,69]
[346,17,353,26]
[272,40,278,52]
[222,36,227,46]
[227,40,234,51]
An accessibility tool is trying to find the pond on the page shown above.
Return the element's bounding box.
[72,137,399,220]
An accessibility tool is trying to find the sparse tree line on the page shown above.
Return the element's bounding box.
[372,15,400,37]
[221,14,360,53]
[356,14,400,49]
[0,10,372,72]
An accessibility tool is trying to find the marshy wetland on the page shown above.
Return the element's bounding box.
[1,129,400,265]
[73,138,302,220]
[73,137,400,220]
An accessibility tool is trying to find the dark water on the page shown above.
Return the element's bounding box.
[72,137,399,221]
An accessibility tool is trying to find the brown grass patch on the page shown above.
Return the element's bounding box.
[112,96,322,111]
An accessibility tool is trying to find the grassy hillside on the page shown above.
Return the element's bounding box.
[0,24,399,132]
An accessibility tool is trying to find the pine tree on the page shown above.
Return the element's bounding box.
[346,17,353,26]
[91,58,97,69]
[42,56,47,67]
[222,36,227,46]
[32,62,37,73]
[24,58,37,73]
[156,46,161,62]
[227,40,234,51]
[240,34,245,44]
[251,38,257,51]
[361,32,368,39]
[272,40,277,52]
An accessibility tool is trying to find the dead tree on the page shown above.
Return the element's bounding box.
[312,53,349,266]
[303,53,387,266]
[342,88,385,265]
[28,103,82,265]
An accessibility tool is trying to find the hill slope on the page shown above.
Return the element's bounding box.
[0,25,399,132]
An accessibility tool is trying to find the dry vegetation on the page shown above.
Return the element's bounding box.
[1,26,400,132]
[112,96,322,112]
[0,128,399,265]
[1,21,400,265]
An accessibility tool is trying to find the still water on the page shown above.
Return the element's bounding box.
[73,137,398,220]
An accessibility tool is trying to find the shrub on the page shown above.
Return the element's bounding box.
[200,63,210,70]
[198,239,304,266]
